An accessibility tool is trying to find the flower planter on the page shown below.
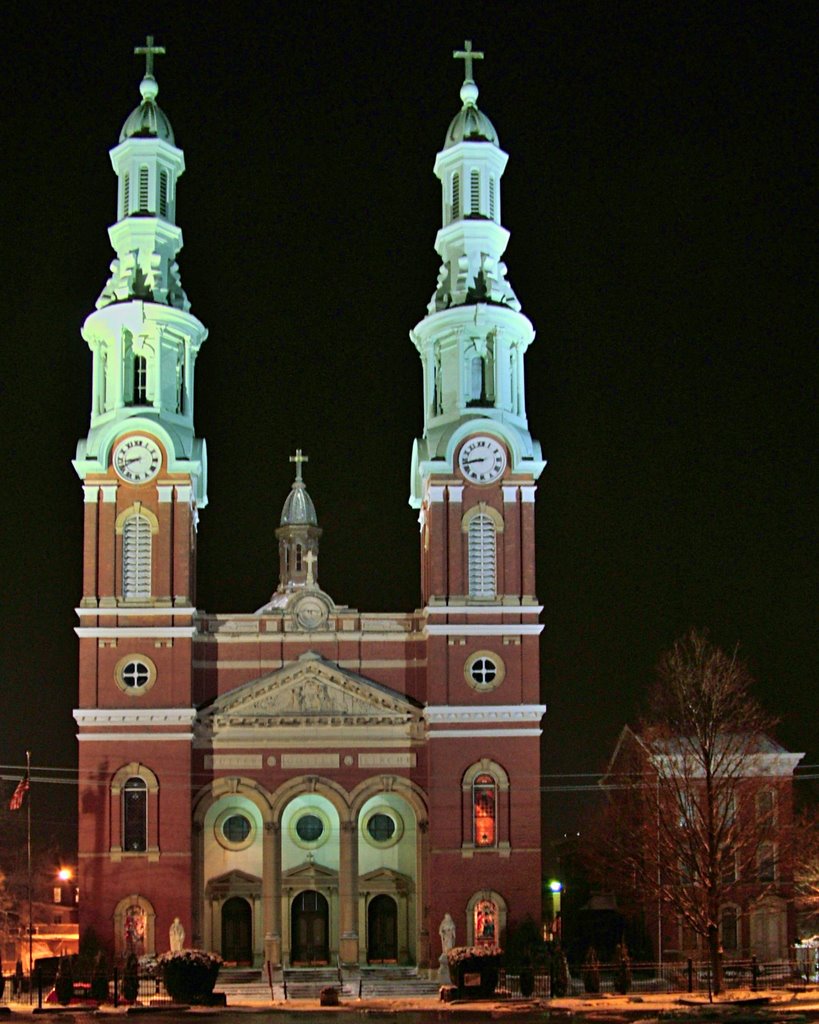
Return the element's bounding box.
[451,956,500,999]
[158,950,222,1005]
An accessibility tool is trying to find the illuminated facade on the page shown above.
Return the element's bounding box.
[73,40,546,968]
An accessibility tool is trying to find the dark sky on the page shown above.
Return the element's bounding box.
[0,2,815,853]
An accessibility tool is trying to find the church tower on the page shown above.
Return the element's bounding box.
[413,43,546,939]
[72,38,206,954]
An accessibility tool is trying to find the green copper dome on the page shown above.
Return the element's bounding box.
[120,76,175,144]
[443,79,499,149]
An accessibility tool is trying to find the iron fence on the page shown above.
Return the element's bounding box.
[497,958,804,999]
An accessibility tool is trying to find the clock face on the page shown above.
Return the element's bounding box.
[113,435,162,483]
[458,435,507,484]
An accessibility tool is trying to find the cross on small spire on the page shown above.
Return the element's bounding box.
[290,449,308,483]
[134,35,165,79]
[453,40,484,84]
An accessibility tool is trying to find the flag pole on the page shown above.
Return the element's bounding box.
[26,750,32,984]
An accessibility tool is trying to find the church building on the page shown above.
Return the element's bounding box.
[73,39,546,969]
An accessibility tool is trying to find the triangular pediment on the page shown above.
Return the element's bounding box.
[283,859,339,884]
[359,867,413,893]
[199,651,422,732]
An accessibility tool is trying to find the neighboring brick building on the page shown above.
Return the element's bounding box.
[604,725,803,962]
[73,40,546,967]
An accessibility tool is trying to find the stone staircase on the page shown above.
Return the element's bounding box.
[217,964,440,1002]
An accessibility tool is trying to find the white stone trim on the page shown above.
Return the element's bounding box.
[519,485,537,503]
[75,626,197,638]
[427,485,446,503]
[425,704,546,723]
[77,733,193,742]
[83,485,99,503]
[425,624,543,636]
[157,485,174,503]
[425,605,543,616]
[74,708,196,726]
[100,485,117,503]
[175,484,192,503]
[76,607,197,618]
[448,485,464,502]
[502,486,518,502]
[429,728,543,738]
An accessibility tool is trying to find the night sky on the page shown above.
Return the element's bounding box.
[0,3,815,856]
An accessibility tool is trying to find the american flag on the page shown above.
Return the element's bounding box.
[9,777,29,811]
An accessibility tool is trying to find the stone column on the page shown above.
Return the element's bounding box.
[338,820,360,965]
[264,821,282,967]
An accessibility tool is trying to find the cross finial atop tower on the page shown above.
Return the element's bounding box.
[290,449,308,483]
[453,40,484,84]
[134,35,165,80]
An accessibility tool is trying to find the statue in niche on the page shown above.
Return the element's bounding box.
[466,330,495,407]
[169,916,185,951]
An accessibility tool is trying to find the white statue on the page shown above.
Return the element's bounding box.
[439,912,456,954]
[169,917,185,952]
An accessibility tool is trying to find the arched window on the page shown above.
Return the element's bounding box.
[138,166,150,212]
[123,777,148,852]
[474,898,497,944]
[468,514,496,598]
[473,773,496,847]
[122,172,130,219]
[470,169,480,215]
[122,514,152,599]
[451,172,461,222]
[132,355,147,404]
[295,544,303,572]
[159,170,168,217]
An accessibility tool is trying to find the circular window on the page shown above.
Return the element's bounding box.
[290,807,331,849]
[296,814,324,842]
[361,806,404,849]
[214,808,257,851]
[115,654,157,696]
[464,651,505,691]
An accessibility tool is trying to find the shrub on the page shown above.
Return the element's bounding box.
[550,946,569,998]
[582,946,601,994]
[614,942,632,995]
[122,952,139,1003]
[55,955,75,1006]
[90,950,109,1003]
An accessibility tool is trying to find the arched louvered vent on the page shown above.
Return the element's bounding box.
[122,514,152,599]
[468,513,496,598]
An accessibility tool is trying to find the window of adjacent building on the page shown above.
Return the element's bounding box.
[758,842,776,883]
[123,778,147,852]
[721,906,739,952]
[468,514,496,598]
[122,514,152,599]
[464,651,505,692]
[473,773,496,847]
[138,166,150,212]
[756,789,776,824]
[721,847,737,886]
[470,169,480,215]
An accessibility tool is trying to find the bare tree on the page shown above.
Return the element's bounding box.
[598,629,798,995]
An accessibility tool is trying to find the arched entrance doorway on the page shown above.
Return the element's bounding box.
[222,896,253,964]
[368,894,398,962]
[291,890,329,964]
